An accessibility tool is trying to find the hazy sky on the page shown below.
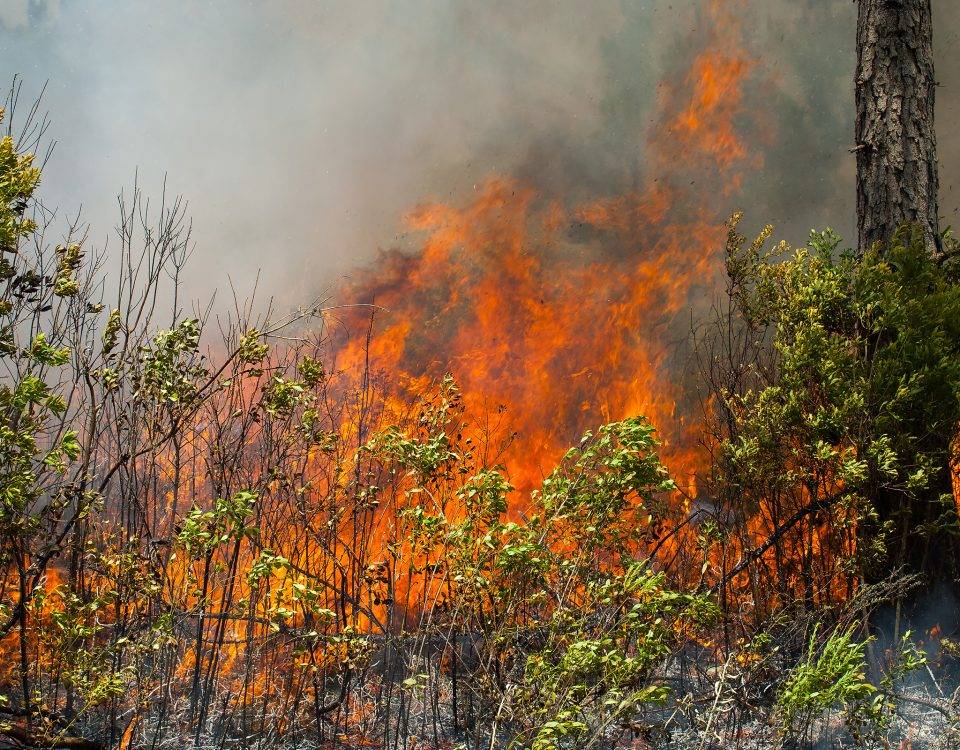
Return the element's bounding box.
[2,0,958,308]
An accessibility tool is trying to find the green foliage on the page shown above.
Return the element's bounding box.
[101,307,122,355]
[137,318,205,405]
[237,328,269,366]
[176,490,259,555]
[52,243,83,297]
[33,548,168,710]
[538,417,676,553]
[0,109,40,253]
[262,375,305,417]
[0,108,85,548]
[721,216,960,577]
[777,626,875,733]
[26,333,70,366]
[298,356,325,387]
[370,382,714,748]
[514,564,713,750]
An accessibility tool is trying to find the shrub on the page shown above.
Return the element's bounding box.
[777,626,875,737]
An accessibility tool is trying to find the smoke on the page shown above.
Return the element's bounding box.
[0,0,958,306]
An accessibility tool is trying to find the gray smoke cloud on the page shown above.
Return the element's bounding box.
[0,0,958,307]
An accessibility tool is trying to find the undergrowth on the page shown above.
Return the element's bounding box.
[1,95,960,750]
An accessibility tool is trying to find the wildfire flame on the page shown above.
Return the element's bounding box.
[333,0,756,498]
[3,6,866,740]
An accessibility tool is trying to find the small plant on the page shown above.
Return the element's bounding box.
[777,625,876,740]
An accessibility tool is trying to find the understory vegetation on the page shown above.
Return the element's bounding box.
[2,99,960,750]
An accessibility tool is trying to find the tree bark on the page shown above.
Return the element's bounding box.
[856,0,939,254]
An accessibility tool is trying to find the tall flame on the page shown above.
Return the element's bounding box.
[333,0,756,498]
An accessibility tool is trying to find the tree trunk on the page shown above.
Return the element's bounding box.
[855,0,939,254]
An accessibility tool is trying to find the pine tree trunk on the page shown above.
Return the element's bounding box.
[856,0,939,254]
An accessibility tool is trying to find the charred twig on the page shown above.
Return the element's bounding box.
[0,724,102,750]
[708,493,838,594]
[879,689,958,722]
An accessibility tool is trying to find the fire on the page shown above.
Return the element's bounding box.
[1,5,928,745]
[332,0,755,499]
[663,49,751,174]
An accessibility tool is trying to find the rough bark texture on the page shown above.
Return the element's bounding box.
[856,0,939,253]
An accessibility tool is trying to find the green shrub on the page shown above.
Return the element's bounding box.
[777,626,875,735]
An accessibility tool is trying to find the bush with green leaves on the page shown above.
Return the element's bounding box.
[776,626,876,738]
[0,105,97,719]
[710,216,960,607]
[0,97,326,747]
[369,379,717,749]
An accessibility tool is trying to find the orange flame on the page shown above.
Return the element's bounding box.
[333,0,755,499]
